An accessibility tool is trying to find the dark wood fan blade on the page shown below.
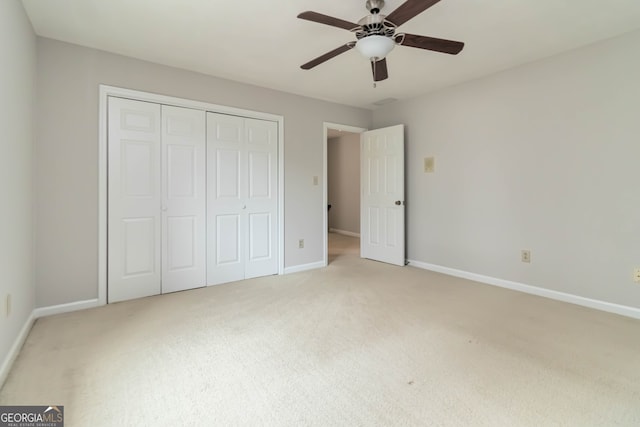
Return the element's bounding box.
[297,11,359,31]
[386,0,442,27]
[301,44,354,70]
[399,33,464,55]
[371,58,389,81]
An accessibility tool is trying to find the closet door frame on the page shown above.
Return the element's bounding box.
[98,85,285,305]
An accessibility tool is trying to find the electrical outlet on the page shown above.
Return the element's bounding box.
[313,176,319,186]
[634,268,640,283]
[298,239,304,249]
[521,250,531,263]
[5,294,11,318]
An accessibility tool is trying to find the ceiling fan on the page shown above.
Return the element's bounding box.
[298,0,464,85]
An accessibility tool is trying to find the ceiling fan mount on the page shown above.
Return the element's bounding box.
[365,0,385,14]
[297,0,464,85]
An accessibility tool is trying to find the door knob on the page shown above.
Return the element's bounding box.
[395,200,402,205]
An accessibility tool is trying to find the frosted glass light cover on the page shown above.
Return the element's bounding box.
[355,35,395,60]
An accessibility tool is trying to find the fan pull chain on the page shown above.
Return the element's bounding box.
[372,60,376,88]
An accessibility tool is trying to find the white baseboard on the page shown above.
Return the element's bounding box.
[1,298,101,388]
[33,298,100,319]
[408,260,640,320]
[0,312,35,389]
[329,228,360,238]
[284,261,326,275]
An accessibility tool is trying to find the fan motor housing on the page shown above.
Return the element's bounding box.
[355,14,396,39]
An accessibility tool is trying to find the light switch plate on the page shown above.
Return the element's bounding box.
[424,157,435,173]
[313,176,319,186]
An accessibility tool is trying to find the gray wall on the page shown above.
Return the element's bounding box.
[35,38,371,307]
[328,134,361,235]
[0,0,36,375]
[373,30,640,308]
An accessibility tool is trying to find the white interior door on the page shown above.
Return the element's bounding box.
[161,105,206,293]
[360,124,405,266]
[207,113,278,285]
[108,97,162,302]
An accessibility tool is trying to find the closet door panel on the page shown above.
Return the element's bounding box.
[248,213,272,260]
[217,214,241,264]
[108,97,162,303]
[216,149,241,198]
[244,118,278,279]
[207,113,246,285]
[207,113,279,284]
[161,105,206,293]
[248,151,271,198]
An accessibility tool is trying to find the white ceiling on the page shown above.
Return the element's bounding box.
[21,0,640,109]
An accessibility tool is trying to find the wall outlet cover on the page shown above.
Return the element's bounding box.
[424,157,435,173]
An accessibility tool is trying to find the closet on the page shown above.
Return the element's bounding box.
[107,96,278,303]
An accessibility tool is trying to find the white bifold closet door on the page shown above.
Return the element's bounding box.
[160,105,206,293]
[108,97,206,303]
[207,112,278,285]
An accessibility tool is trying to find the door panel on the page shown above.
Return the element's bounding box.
[167,145,196,198]
[244,118,278,279]
[108,97,162,302]
[207,113,278,284]
[248,213,271,260]
[166,216,196,270]
[122,218,156,277]
[214,119,243,143]
[361,125,405,266]
[121,109,156,132]
[368,207,380,244]
[248,151,271,198]
[161,105,206,293]
[217,214,241,264]
[247,120,274,146]
[122,141,155,197]
[385,208,398,246]
[207,114,246,285]
[216,149,241,198]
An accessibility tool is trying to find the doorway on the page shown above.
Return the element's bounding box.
[323,123,367,265]
[323,122,406,268]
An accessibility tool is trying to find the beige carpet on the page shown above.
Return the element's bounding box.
[2,233,640,426]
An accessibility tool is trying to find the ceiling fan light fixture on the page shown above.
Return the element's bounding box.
[355,35,395,61]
